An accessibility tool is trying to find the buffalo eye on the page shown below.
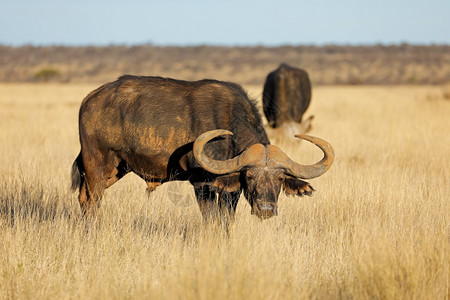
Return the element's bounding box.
[247,175,255,181]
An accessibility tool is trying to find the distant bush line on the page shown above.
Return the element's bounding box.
[0,44,449,85]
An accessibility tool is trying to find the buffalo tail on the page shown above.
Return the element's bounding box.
[71,152,84,192]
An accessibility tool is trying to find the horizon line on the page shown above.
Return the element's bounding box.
[1,41,449,48]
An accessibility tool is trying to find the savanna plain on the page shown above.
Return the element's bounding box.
[0,83,448,299]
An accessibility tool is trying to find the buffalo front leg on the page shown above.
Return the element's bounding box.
[218,191,240,222]
[194,185,219,222]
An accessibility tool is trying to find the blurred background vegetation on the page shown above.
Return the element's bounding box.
[0,44,449,85]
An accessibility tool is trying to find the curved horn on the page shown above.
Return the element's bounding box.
[193,129,266,174]
[281,135,335,179]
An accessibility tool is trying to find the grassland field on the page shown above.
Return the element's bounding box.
[0,83,448,299]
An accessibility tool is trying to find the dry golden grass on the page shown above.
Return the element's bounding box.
[0,83,448,299]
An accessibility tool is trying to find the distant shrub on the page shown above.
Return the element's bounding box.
[407,76,418,84]
[442,84,450,100]
[348,75,364,85]
[33,68,61,82]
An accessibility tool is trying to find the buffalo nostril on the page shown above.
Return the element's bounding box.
[257,202,275,212]
[254,202,277,219]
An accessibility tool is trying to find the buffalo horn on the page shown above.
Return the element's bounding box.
[193,129,263,174]
[284,134,335,179]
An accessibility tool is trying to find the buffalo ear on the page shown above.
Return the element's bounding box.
[300,115,314,134]
[283,176,315,197]
[211,173,241,193]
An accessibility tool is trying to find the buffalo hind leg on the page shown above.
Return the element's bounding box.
[105,160,129,188]
[79,150,123,217]
[145,181,162,198]
[78,179,103,217]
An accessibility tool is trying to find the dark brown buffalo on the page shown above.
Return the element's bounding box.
[71,75,334,220]
[263,63,313,132]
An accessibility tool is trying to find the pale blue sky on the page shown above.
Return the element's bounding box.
[1,0,449,46]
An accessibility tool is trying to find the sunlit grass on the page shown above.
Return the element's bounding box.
[0,83,448,299]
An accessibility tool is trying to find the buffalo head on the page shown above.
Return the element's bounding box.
[193,130,334,219]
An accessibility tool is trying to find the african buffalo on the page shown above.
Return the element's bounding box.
[263,63,313,134]
[71,75,334,220]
